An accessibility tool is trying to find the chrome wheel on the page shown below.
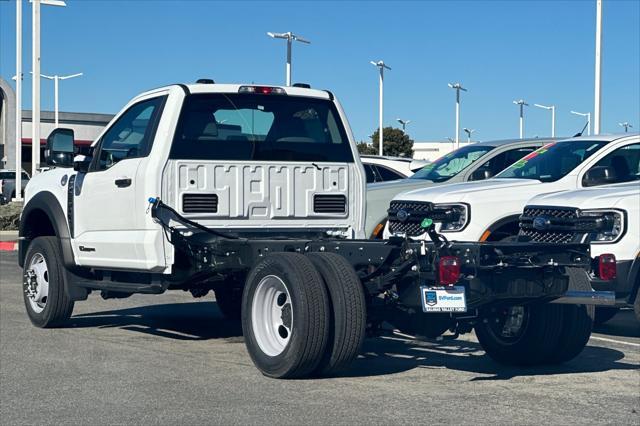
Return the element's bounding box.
[251,275,293,357]
[24,253,49,314]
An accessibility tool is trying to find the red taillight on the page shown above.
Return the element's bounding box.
[598,253,617,281]
[438,256,461,286]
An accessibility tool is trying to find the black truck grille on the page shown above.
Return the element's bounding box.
[314,194,347,214]
[388,200,432,236]
[519,206,580,244]
[182,193,218,213]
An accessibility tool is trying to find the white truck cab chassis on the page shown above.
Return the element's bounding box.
[18,82,616,378]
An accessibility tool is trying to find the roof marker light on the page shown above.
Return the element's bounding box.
[238,86,286,95]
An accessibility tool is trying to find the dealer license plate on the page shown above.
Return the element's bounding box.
[421,286,467,313]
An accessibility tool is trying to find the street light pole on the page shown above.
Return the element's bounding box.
[371,60,391,156]
[267,32,310,86]
[534,103,556,137]
[448,83,467,150]
[594,0,603,135]
[30,0,66,176]
[513,99,529,139]
[463,128,475,143]
[396,118,411,133]
[14,0,23,200]
[618,122,633,133]
[38,72,83,127]
[571,110,591,135]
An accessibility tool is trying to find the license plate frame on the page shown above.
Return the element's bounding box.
[420,286,467,313]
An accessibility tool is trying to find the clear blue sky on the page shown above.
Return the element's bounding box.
[1,0,638,142]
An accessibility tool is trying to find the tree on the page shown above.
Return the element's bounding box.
[369,127,414,157]
[356,141,378,155]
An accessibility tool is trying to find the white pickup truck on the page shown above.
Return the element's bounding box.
[387,134,639,242]
[19,82,615,378]
[523,182,640,323]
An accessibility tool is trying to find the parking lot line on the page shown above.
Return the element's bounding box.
[590,335,640,348]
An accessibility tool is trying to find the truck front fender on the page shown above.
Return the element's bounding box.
[19,191,75,268]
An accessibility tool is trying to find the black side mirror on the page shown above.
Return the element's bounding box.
[469,169,493,181]
[583,166,616,187]
[45,128,75,167]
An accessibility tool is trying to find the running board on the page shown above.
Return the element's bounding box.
[549,290,615,306]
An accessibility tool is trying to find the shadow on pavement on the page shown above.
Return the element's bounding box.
[593,310,640,338]
[69,301,243,341]
[69,301,638,380]
[340,334,639,381]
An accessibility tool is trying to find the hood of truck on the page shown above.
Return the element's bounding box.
[394,178,544,204]
[528,181,640,210]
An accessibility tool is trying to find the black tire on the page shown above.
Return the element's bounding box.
[241,253,330,379]
[634,288,640,322]
[475,303,564,366]
[214,284,243,320]
[546,268,595,363]
[23,236,74,328]
[593,307,619,325]
[307,253,366,376]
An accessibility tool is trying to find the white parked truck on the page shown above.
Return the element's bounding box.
[19,82,615,378]
[523,181,640,323]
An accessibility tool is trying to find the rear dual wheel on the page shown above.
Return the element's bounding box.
[241,252,366,379]
[476,267,596,366]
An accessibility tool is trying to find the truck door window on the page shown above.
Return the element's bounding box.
[375,165,405,181]
[584,143,640,185]
[363,164,376,183]
[93,96,167,171]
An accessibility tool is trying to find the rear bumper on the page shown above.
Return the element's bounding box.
[591,259,637,305]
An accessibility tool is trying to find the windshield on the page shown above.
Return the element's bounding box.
[170,93,353,162]
[496,140,608,182]
[410,145,494,182]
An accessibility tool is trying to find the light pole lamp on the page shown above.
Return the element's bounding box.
[448,82,467,150]
[513,99,529,139]
[570,110,591,135]
[618,122,633,133]
[397,118,411,132]
[534,103,556,137]
[31,0,67,177]
[37,72,83,127]
[371,60,391,156]
[267,31,310,86]
[463,128,475,143]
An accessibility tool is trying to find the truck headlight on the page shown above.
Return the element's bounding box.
[580,209,625,243]
[436,203,469,232]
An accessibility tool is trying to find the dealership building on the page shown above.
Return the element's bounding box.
[0,77,113,173]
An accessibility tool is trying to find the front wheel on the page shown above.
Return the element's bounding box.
[475,303,564,366]
[241,253,330,379]
[23,236,74,328]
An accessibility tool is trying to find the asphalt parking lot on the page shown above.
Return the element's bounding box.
[1,251,638,425]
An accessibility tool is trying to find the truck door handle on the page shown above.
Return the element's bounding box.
[114,178,132,188]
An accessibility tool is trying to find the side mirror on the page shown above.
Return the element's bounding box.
[583,166,616,187]
[469,169,493,181]
[45,128,75,167]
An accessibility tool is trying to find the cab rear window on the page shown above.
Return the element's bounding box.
[169,94,354,162]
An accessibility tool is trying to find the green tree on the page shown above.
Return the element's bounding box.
[369,127,414,157]
[356,141,378,155]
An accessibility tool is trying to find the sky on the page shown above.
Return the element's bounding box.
[0,0,639,143]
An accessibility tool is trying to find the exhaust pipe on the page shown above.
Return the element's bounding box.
[550,290,615,306]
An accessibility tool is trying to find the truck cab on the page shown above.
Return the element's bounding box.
[20,83,366,272]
